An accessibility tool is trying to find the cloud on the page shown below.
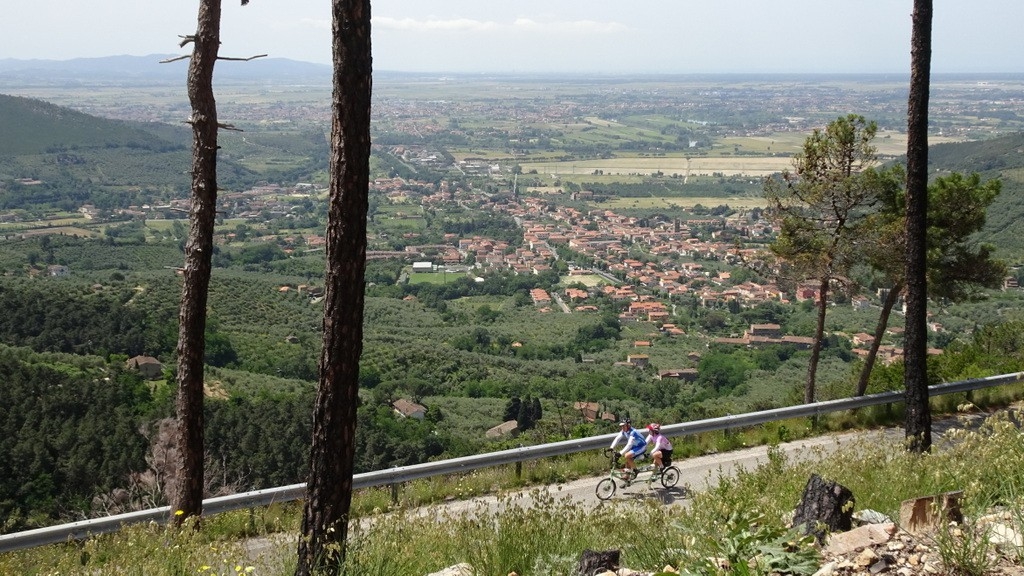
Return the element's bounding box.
[374,17,499,32]
[374,16,627,35]
[512,18,628,34]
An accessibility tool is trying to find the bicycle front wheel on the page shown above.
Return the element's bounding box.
[596,478,617,500]
[660,466,680,488]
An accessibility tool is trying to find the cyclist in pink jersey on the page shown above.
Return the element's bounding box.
[645,423,673,470]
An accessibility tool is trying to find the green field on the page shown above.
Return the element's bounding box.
[521,155,793,178]
[597,195,768,210]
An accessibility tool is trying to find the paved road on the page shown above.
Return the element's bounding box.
[401,427,894,522]
[244,410,1005,564]
[411,409,999,516]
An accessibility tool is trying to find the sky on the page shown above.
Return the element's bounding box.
[2,0,1022,74]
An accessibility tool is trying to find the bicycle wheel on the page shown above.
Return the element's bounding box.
[596,478,617,500]
[660,466,680,488]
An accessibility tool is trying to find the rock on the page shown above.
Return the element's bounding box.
[868,558,889,574]
[855,548,879,568]
[812,560,837,576]
[427,563,474,576]
[854,509,893,525]
[824,522,898,557]
[792,474,855,544]
[990,522,1024,549]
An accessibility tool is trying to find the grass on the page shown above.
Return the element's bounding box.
[4,393,1023,575]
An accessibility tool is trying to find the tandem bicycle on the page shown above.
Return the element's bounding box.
[595,448,681,500]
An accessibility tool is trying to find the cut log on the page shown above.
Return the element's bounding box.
[577,549,619,576]
[899,491,963,535]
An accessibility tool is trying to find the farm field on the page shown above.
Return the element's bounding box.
[597,195,768,210]
[521,155,792,178]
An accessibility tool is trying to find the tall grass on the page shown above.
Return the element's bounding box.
[4,404,1023,575]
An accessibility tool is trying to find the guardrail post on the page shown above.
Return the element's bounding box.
[515,444,524,479]
[390,483,399,505]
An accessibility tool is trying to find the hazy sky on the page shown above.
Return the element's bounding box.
[3,0,1021,74]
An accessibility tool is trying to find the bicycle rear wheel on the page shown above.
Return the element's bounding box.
[660,466,680,488]
[596,478,617,500]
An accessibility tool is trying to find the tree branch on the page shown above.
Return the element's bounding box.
[218,54,268,62]
[159,55,191,64]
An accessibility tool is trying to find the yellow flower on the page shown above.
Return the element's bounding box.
[175,510,185,516]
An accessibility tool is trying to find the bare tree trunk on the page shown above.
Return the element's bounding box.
[805,277,829,404]
[295,0,371,573]
[856,282,902,396]
[172,0,221,526]
[904,0,933,453]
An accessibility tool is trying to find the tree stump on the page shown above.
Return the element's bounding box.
[792,473,855,543]
[576,549,619,576]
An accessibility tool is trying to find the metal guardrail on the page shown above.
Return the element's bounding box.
[2,371,1021,553]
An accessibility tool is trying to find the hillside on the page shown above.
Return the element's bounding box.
[0,94,262,205]
[929,132,1024,262]
[0,94,177,156]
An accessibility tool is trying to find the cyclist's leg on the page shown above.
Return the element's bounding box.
[628,447,645,476]
[624,450,635,471]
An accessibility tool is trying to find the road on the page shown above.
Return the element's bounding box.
[406,408,999,518]
[428,427,891,517]
[243,411,1002,565]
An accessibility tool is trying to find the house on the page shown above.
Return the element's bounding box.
[572,401,615,422]
[626,354,649,368]
[574,401,601,422]
[126,355,163,380]
[411,261,434,273]
[851,332,875,347]
[780,335,815,350]
[658,368,698,382]
[392,398,427,420]
[748,323,781,338]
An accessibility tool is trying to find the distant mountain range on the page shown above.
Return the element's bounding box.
[0,54,332,86]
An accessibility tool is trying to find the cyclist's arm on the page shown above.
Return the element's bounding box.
[609,431,623,450]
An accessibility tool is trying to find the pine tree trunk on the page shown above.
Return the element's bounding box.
[294,0,372,573]
[904,0,933,453]
[805,277,829,404]
[856,282,902,396]
[172,0,221,526]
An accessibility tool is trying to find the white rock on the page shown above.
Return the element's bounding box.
[427,563,474,576]
[811,560,837,576]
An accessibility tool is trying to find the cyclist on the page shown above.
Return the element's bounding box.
[609,418,647,477]
[646,422,673,470]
